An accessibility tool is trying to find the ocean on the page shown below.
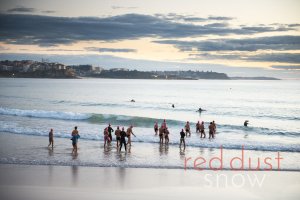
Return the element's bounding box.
[0,78,299,170]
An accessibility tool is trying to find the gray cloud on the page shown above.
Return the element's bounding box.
[247,53,300,63]
[271,65,300,70]
[208,16,234,21]
[86,47,137,53]
[155,35,300,51]
[42,10,56,14]
[7,6,36,13]
[0,14,297,47]
[111,6,138,10]
[190,52,300,64]
[156,13,234,22]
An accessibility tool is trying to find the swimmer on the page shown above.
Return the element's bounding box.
[196,121,200,133]
[159,126,164,144]
[107,124,114,143]
[126,125,136,146]
[209,122,214,139]
[119,127,127,152]
[164,127,170,144]
[154,122,158,135]
[162,119,167,132]
[103,127,110,147]
[115,126,121,148]
[71,126,80,154]
[185,121,191,136]
[48,128,54,148]
[200,121,206,138]
[212,120,216,137]
[180,129,186,150]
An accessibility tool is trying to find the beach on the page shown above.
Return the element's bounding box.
[1,164,300,200]
[1,132,300,200]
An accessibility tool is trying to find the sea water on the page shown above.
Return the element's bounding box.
[0,78,299,170]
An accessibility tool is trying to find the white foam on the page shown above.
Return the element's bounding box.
[0,107,91,120]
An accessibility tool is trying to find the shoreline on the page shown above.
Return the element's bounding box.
[1,132,299,171]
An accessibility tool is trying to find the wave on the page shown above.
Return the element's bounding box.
[0,107,91,120]
[1,123,299,152]
[1,107,299,137]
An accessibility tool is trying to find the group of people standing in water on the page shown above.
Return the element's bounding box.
[154,120,217,150]
[103,124,136,151]
[48,119,217,154]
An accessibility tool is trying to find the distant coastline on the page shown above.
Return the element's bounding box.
[0,60,280,80]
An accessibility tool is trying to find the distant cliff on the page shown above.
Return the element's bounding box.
[91,69,230,80]
[0,60,76,78]
[0,60,231,80]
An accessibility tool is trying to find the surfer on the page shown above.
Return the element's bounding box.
[131,99,135,102]
[172,104,175,108]
[197,107,206,112]
[244,120,249,127]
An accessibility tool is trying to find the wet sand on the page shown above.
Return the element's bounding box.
[0,164,300,200]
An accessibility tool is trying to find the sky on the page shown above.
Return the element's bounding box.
[0,0,300,78]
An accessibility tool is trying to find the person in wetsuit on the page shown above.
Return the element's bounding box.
[48,128,54,149]
[115,126,121,148]
[180,129,186,150]
[119,127,127,152]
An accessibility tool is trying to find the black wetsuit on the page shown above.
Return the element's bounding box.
[108,126,114,142]
[180,131,185,139]
[120,131,127,151]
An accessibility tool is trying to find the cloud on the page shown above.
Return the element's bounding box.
[208,16,234,21]
[155,35,300,51]
[111,6,138,10]
[7,6,36,13]
[190,52,300,64]
[271,65,300,70]
[0,13,295,46]
[86,47,137,53]
[247,53,300,63]
[155,13,233,22]
[42,10,56,14]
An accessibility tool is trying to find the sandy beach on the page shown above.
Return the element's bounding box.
[0,132,300,199]
[0,164,300,200]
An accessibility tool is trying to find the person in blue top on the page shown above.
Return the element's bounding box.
[71,126,80,154]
